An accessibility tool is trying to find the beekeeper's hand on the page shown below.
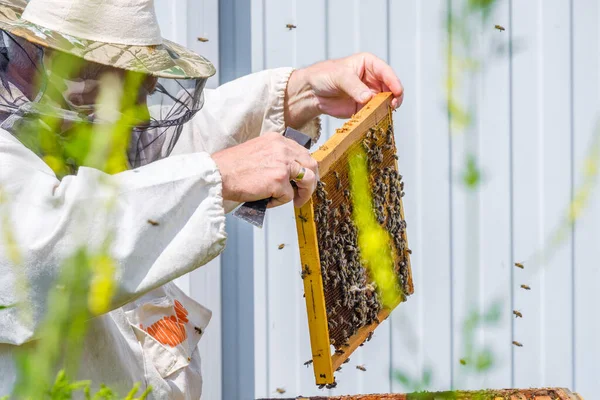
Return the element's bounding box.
[212,131,318,208]
[285,52,404,128]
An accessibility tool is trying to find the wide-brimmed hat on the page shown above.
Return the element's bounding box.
[0,0,216,79]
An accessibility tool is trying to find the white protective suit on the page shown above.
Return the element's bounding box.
[0,67,320,399]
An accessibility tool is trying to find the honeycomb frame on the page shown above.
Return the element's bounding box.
[294,93,414,386]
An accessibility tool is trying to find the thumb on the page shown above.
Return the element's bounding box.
[335,70,373,104]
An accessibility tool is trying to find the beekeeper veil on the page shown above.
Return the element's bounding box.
[0,0,215,170]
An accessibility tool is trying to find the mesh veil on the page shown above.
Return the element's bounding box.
[0,30,207,171]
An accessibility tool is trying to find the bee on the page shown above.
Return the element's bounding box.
[392,154,399,160]
[298,214,308,223]
[197,37,209,42]
[275,387,286,394]
[332,276,341,288]
[460,359,467,365]
[521,284,531,290]
[332,208,341,220]
[147,219,159,226]
[495,24,505,31]
[515,262,524,269]
[334,171,342,190]
[326,381,338,389]
[286,23,297,30]
[330,338,336,345]
[336,366,342,372]
[278,243,286,250]
[301,264,311,279]
[513,310,523,318]
[366,128,375,139]
[343,357,350,364]
[304,359,313,367]
[318,384,326,389]
[335,349,344,355]
[194,326,203,335]
[366,331,373,342]
[407,249,412,254]
[512,340,523,347]
[356,365,367,371]
[344,189,351,199]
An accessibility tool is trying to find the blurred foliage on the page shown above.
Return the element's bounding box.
[461,154,483,189]
[348,149,400,308]
[0,50,151,398]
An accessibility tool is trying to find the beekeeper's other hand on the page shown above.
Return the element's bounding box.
[285,52,404,128]
[211,131,318,208]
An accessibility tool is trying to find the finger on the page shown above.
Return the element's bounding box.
[292,166,317,207]
[334,69,373,105]
[268,182,295,208]
[283,137,319,176]
[368,55,404,100]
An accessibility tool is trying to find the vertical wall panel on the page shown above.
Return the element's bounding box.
[389,0,425,394]
[407,0,453,392]
[573,0,600,399]
[511,0,545,388]
[538,0,574,388]
[450,0,481,391]
[474,1,512,390]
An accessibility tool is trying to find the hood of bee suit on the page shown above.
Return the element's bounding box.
[0,0,215,79]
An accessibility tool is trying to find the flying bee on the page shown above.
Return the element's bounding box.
[276,387,286,394]
[278,243,286,250]
[495,24,505,31]
[194,326,203,335]
[326,382,337,389]
[356,365,367,371]
[304,359,313,367]
[286,23,297,30]
[513,310,523,318]
[512,340,523,347]
[197,37,209,42]
[515,262,524,269]
[147,219,159,226]
[521,284,531,290]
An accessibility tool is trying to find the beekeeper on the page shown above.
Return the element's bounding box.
[0,0,403,398]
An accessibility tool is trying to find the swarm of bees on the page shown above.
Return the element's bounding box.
[310,121,411,358]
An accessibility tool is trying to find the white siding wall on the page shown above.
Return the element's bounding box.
[250,0,600,399]
[154,2,222,400]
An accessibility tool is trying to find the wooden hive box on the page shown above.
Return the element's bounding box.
[294,93,414,387]
[259,387,584,400]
